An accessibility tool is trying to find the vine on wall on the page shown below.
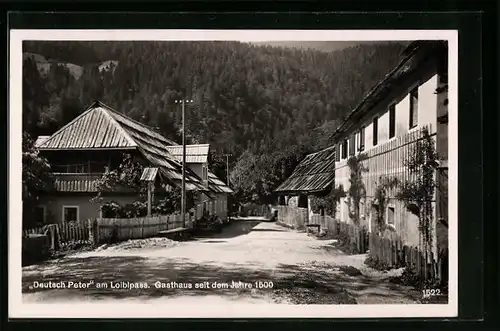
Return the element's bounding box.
[373,176,400,235]
[91,153,195,218]
[310,185,346,216]
[395,127,440,258]
[91,153,147,203]
[346,153,368,226]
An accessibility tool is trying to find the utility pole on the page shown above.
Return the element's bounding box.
[222,153,232,186]
[174,99,193,228]
[222,153,232,219]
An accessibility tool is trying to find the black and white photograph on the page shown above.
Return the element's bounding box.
[9,29,457,318]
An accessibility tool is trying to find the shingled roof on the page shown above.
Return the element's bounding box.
[208,171,234,194]
[37,101,208,191]
[165,144,210,164]
[164,144,232,193]
[274,146,336,194]
[330,41,448,142]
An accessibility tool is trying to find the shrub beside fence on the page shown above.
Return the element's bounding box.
[337,221,369,254]
[369,232,448,285]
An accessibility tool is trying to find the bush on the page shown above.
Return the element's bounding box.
[364,254,391,271]
[336,231,358,254]
[101,201,122,218]
[100,193,186,219]
[122,201,147,218]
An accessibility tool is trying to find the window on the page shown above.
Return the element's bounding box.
[335,143,341,162]
[202,164,208,181]
[298,195,308,208]
[358,127,365,151]
[62,206,79,223]
[35,206,46,224]
[348,135,355,156]
[409,87,419,128]
[387,206,395,225]
[341,139,348,159]
[389,104,396,138]
[202,164,209,188]
[372,116,379,146]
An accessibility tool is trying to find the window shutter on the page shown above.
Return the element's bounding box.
[349,135,355,156]
[360,128,365,151]
[342,140,348,159]
[410,87,419,128]
[335,143,341,162]
[389,105,396,138]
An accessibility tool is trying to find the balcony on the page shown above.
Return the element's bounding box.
[51,173,104,193]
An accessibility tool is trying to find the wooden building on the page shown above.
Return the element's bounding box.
[274,146,336,228]
[331,41,449,253]
[34,101,232,224]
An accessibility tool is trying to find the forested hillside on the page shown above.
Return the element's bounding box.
[22,40,406,204]
[252,41,405,53]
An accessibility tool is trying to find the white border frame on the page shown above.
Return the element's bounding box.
[9,29,458,319]
[61,205,80,223]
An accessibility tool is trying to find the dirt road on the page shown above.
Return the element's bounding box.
[22,220,422,304]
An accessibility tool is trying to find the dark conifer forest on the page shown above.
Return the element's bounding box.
[22,40,406,203]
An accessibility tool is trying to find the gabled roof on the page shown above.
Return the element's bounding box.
[165,144,210,163]
[37,101,177,150]
[330,40,448,142]
[140,167,159,182]
[208,171,234,194]
[274,146,336,194]
[34,135,50,147]
[38,101,206,192]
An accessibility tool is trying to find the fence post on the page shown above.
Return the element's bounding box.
[88,219,93,246]
[95,219,100,246]
[54,223,60,250]
[141,218,145,239]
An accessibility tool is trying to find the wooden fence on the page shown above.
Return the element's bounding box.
[275,208,369,254]
[23,213,190,249]
[23,220,91,250]
[310,214,339,236]
[239,204,271,217]
[308,215,368,255]
[369,232,448,284]
[92,214,187,245]
[275,206,307,229]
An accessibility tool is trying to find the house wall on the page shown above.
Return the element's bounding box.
[286,196,298,207]
[37,194,139,224]
[333,61,447,252]
[197,192,228,220]
[214,193,228,219]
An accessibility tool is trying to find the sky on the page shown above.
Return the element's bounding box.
[250,41,409,52]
